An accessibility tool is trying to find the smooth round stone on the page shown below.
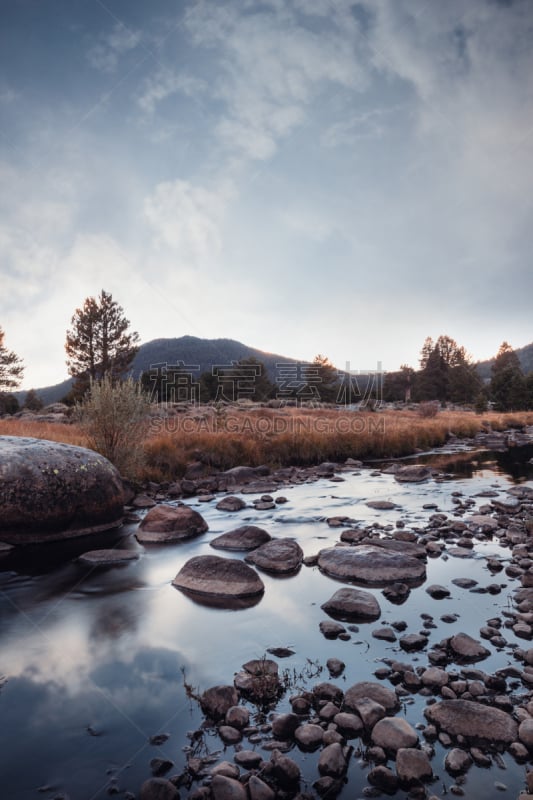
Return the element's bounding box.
[173,555,264,601]
[137,504,208,543]
[78,549,139,567]
[0,436,125,543]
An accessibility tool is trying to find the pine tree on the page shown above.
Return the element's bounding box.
[0,326,24,389]
[65,290,140,396]
[490,342,527,411]
[23,388,44,411]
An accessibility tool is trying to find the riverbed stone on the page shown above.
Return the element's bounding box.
[210,526,271,551]
[245,538,303,574]
[395,748,433,785]
[294,723,324,749]
[0,436,125,543]
[216,496,247,512]
[394,465,432,483]
[248,776,275,800]
[424,700,518,744]
[318,743,347,777]
[137,504,208,542]
[321,587,381,622]
[371,717,418,751]
[518,718,533,748]
[211,774,247,800]
[173,556,264,600]
[140,777,180,800]
[344,681,399,714]
[200,685,239,720]
[318,545,426,586]
[78,549,140,566]
[448,633,490,662]
[445,748,473,775]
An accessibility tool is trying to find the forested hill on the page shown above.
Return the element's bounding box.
[477,340,533,381]
[21,336,301,405]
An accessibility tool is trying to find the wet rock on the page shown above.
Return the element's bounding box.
[245,538,303,574]
[137,504,208,543]
[313,682,344,706]
[424,700,518,744]
[294,724,324,750]
[318,743,347,777]
[132,493,157,509]
[173,556,264,602]
[394,465,432,483]
[268,749,300,788]
[344,682,399,714]
[400,633,428,652]
[395,748,433,785]
[271,714,300,739]
[219,725,242,744]
[382,583,411,603]
[211,774,247,800]
[150,757,173,776]
[200,685,239,720]
[372,627,396,641]
[248,775,275,800]
[519,718,533,748]
[235,659,281,704]
[452,578,477,589]
[448,633,490,662]
[333,712,364,738]
[225,706,250,730]
[216,496,247,512]
[351,697,386,730]
[234,751,263,769]
[321,587,381,622]
[426,584,451,599]
[326,658,345,677]
[78,549,140,566]
[371,717,418,751]
[210,526,271,551]
[319,621,347,639]
[445,748,473,775]
[139,778,180,800]
[318,545,425,586]
[368,765,399,793]
[421,667,449,688]
[366,500,398,509]
[0,436,125,543]
[211,762,240,779]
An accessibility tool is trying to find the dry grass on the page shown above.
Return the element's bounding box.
[2,408,532,482]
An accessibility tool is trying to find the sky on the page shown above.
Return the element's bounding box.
[1,0,532,390]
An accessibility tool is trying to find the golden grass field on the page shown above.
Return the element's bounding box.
[1,407,532,481]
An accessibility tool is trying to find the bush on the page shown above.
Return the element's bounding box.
[76,375,150,479]
[417,401,439,418]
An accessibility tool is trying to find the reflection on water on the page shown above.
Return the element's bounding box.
[0,446,532,798]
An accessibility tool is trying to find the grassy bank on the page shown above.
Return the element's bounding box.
[2,408,532,482]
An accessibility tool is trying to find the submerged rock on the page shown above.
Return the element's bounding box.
[0,436,125,543]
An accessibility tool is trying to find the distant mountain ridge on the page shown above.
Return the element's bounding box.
[20,336,303,405]
[476,340,533,381]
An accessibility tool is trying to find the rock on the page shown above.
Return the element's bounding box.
[78,549,140,566]
[235,659,281,703]
[400,633,428,652]
[234,751,263,769]
[216,496,247,512]
[519,718,533,748]
[294,724,324,750]
[0,436,125,543]
[344,681,399,714]
[469,514,499,531]
[173,555,264,602]
[225,706,250,729]
[318,743,347,777]
[421,667,449,688]
[445,748,473,775]
[371,717,418,751]
[448,633,490,662]
[211,774,247,800]
[248,775,275,800]
[210,526,271,551]
[383,582,411,603]
[139,778,180,800]
[352,697,386,730]
[372,627,396,641]
[333,712,364,738]
[200,685,239,720]
[245,538,303,574]
[318,545,426,586]
[150,757,173,776]
[132,494,157,508]
[424,700,518,745]
[368,765,399,793]
[395,748,433,785]
[394,465,432,482]
[137,504,208,542]
[366,500,398,510]
[426,584,451,599]
[321,587,381,622]
[219,725,242,744]
[269,749,300,788]
[271,713,300,740]
[220,466,265,484]
[211,762,240,779]
[326,658,345,677]
[319,620,347,639]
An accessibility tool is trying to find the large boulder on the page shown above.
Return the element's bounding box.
[393,465,432,483]
[210,525,271,551]
[245,538,303,574]
[344,682,399,714]
[321,587,381,622]
[424,700,518,745]
[0,436,125,544]
[173,556,264,603]
[318,545,426,586]
[137,504,208,543]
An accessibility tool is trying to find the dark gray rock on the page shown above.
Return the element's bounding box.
[210,525,271,551]
[371,717,418,751]
[395,748,433,785]
[344,681,399,714]
[245,538,303,574]
[424,700,518,744]
[216,496,247,512]
[321,587,381,622]
[139,778,180,800]
[394,465,432,483]
[200,685,239,720]
[294,723,324,750]
[78,549,139,567]
[318,743,347,777]
[448,632,490,662]
[318,545,425,586]
[0,436,125,543]
[137,504,208,543]
[211,774,247,800]
[173,555,264,601]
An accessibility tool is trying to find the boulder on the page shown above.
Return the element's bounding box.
[173,555,264,602]
[424,700,518,745]
[371,717,418,751]
[318,545,425,586]
[245,538,303,574]
[0,436,125,543]
[137,504,208,543]
[139,777,180,800]
[519,718,533,748]
[248,776,275,800]
[216,496,247,512]
[394,465,431,483]
[294,724,324,750]
[395,748,433,785]
[210,526,271,551]
[200,685,239,720]
[448,632,490,662]
[445,748,473,775]
[321,587,381,622]
[344,681,399,714]
[318,743,347,777]
[211,774,247,800]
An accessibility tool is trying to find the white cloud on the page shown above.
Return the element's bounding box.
[87,23,142,73]
[138,69,206,115]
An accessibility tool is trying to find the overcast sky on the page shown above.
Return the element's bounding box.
[1,0,532,390]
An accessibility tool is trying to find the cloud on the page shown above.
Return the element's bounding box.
[138,69,207,115]
[87,22,142,73]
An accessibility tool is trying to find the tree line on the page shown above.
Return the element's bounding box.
[1,292,533,412]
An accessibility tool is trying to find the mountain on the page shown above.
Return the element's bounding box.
[476,341,533,381]
[18,336,303,405]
